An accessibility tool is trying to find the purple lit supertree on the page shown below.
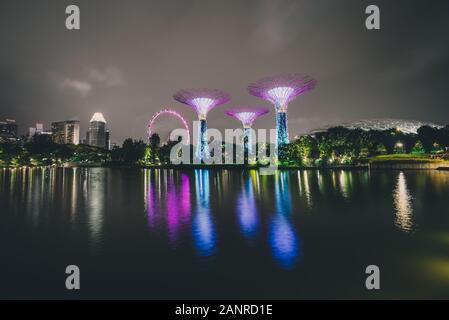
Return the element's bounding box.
[174,88,231,160]
[248,74,317,146]
[225,107,269,155]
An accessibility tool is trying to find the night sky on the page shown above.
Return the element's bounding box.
[1,0,449,144]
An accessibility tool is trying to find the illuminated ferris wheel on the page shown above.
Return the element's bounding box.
[147,109,190,144]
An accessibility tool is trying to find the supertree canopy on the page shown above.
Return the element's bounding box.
[174,88,231,160]
[248,74,317,146]
[225,107,269,128]
[174,88,231,120]
[226,106,269,157]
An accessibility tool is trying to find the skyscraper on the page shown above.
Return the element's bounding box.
[88,113,107,148]
[0,119,18,139]
[51,120,80,145]
[29,122,44,138]
[105,129,111,150]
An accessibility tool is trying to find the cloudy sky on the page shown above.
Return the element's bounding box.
[1,0,448,143]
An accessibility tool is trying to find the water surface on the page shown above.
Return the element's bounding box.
[1,167,448,299]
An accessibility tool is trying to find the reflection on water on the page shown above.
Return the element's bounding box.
[339,170,351,199]
[393,172,414,233]
[270,172,300,269]
[192,170,216,257]
[84,168,106,248]
[144,170,192,247]
[298,170,312,209]
[237,176,259,240]
[2,167,449,298]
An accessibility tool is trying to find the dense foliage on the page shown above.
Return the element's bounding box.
[279,125,449,166]
[0,134,109,167]
[1,125,448,167]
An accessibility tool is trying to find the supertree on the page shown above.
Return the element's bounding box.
[248,74,317,147]
[174,88,231,160]
[225,106,269,155]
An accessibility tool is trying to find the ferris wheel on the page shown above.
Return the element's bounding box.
[147,109,190,144]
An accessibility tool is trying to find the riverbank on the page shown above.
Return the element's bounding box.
[2,155,449,171]
[368,154,449,170]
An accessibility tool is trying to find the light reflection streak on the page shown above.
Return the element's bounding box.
[298,171,312,209]
[393,172,414,232]
[85,168,105,248]
[192,170,216,257]
[237,177,259,240]
[339,170,349,199]
[270,172,300,269]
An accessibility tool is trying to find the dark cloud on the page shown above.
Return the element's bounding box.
[1,0,448,143]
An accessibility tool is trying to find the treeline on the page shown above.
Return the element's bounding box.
[0,134,109,167]
[280,125,449,166]
[1,125,449,168]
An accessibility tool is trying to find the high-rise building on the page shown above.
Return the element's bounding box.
[105,129,111,150]
[29,122,44,138]
[29,127,37,137]
[88,113,107,148]
[36,123,43,135]
[51,120,80,145]
[0,119,18,139]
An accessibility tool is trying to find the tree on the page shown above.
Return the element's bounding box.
[436,126,449,151]
[149,133,160,164]
[159,140,179,164]
[290,135,319,166]
[417,126,438,153]
[121,139,146,164]
[380,129,397,154]
[360,130,383,156]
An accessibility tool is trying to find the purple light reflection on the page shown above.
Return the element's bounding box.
[237,178,259,240]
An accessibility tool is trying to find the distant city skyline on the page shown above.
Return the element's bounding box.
[1,0,449,143]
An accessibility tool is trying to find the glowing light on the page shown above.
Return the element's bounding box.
[225,107,269,128]
[267,87,294,108]
[191,98,215,119]
[248,74,317,107]
[393,172,414,232]
[148,109,190,144]
[174,88,231,120]
[90,112,106,123]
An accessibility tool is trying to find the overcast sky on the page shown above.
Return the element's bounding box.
[1,0,448,143]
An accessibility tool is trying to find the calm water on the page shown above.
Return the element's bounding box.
[1,167,449,299]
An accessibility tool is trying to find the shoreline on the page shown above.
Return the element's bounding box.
[2,160,449,171]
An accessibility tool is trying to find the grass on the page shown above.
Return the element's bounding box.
[370,154,447,163]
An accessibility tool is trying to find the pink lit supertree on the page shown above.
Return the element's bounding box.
[174,88,231,160]
[148,109,190,145]
[248,74,317,146]
[225,107,269,155]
